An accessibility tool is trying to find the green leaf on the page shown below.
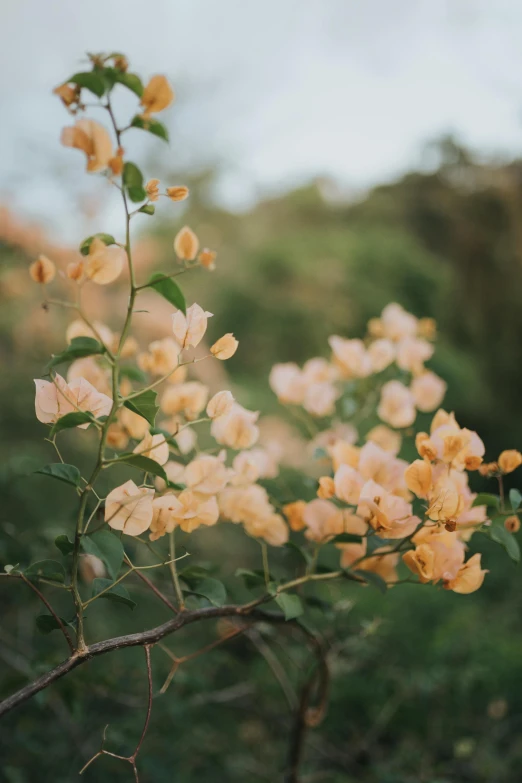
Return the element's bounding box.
[123,162,146,203]
[91,578,136,609]
[81,530,124,581]
[123,389,159,427]
[490,525,520,563]
[130,115,169,142]
[103,68,143,97]
[79,233,116,256]
[352,569,388,593]
[235,568,267,589]
[35,615,69,635]
[472,493,500,510]
[47,336,105,369]
[119,365,148,383]
[68,71,106,97]
[330,533,364,544]
[146,272,186,314]
[25,560,66,584]
[139,204,155,215]
[35,463,81,488]
[55,535,74,556]
[182,576,227,607]
[274,592,303,620]
[510,488,522,511]
[49,411,94,437]
[117,453,168,483]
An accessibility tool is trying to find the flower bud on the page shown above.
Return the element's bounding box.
[145,178,160,202]
[211,333,238,360]
[498,450,522,474]
[166,186,189,202]
[30,255,56,284]
[198,248,217,270]
[505,515,520,533]
[66,259,85,283]
[283,500,307,531]
[174,225,199,261]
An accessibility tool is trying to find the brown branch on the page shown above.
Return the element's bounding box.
[20,574,74,654]
[0,604,317,718]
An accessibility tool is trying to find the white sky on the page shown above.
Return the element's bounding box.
[2,0,522,237]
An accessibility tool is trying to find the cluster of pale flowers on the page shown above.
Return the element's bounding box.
[34,299,290,547]
[269,303,446,426]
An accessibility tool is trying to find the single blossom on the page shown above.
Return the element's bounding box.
[171,490,219,533]
[85,238,126,285]
[61,119,114,172]
[140,75,174,117]
[211,402,260,450]
[30,255,56,284]
[167,186,189,202]
[498,449,522,474]
[328,336,372,379]
[207,390,235,419]
[198,248,216,270]
[149,494,184,540]
[395,336,434,373]
[411,371,447,412]
[138,338,180,377]
[161,381,209,420]
[145,178,160,201]
[303,382,338,417]
[184,453,232,494]
[174,226,199,261]
[172,303,213,349]
[105,480,154,536]
[368,338,396,373]
[210,333,239,360]
[269,363,306,405]
[34,374,112,427]
[378,380,416,429]
[380,303,418,341]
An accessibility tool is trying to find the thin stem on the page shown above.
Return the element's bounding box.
[261,542,270,588]
[168,530,185,609]
[20,575,74,654]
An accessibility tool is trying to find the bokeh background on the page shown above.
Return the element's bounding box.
[2,2,522,781]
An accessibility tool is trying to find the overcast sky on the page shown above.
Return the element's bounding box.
[2,0,522,237]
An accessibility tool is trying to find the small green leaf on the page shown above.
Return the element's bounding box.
[103,68,143,97]
[130,115,169,142]
[35,463,81,488]
[117,453,169,483]
[25,560,66,584]
[123,162,146,203]
[146,272,186,314]
[47,336,105,369]
[182,576,227,607]
[55,535,74,556]
[123,389,159,427]
[352,569,388,593]
[510,488,522,511]
[330,533,364,544]
[274,592,303,620]
[119,365,148,383]
[139,204,155,215]
[472,493,500,510]
[68,71,106,97]
[235,568,267,589]
[81,530,124,581]
[91,578,136,609]
[35,615,69,635]
[49,411,94,437]
[490,525,520,563]
[4,564,20,575]
[79,233,116,256]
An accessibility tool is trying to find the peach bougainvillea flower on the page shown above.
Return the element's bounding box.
[498,449,522,474]
[138,338,180,377]
[133,432,169,466]
[444,553,487,594]
[210,403,260,450]
[85,238,126,285]
[61,119,114,172]
[411,371,447,412]
[269,363,306,405]
[328,336,372,379]
[368,338,396,373]
[149,494,184,541]
[170,490,219,534]
[66,318,114,347]
[66,259,85,283]
[206,390,235,419]
[378,380,416,429]
[380,303,418,341]
[34,374,112,427]
[174,226,199,262]
[172,303,212,349]
[210,333,239,360]
[145,179,160,202]
[140,75,174,118]
[29,255,56,284]
[184,453,232,495]
[105,480,154,536]
[161,381,209,420]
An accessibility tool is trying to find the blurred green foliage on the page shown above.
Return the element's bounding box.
[1,138,522,781]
